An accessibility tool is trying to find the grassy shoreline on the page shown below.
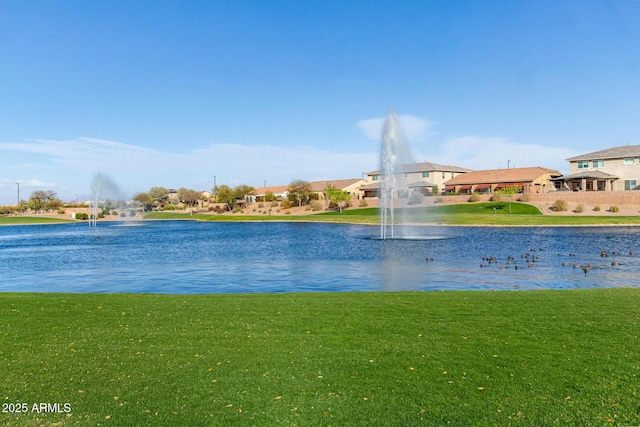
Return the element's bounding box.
[1,289,639,426]
[4,202,640,227]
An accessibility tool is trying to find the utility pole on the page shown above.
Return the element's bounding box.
[16,182,19,205]
[507,160,511,169]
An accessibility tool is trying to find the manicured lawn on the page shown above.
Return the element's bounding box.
[0,216,72,225]
[1,290,639,426]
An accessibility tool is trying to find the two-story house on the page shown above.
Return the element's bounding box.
[360,162,472,198]
[552,145,640,191]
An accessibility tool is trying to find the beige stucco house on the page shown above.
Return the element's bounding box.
[443,166,562,194]
[552,145,640,191]
[360,162,472,198]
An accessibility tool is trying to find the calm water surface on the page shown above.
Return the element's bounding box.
[1,221,639,293]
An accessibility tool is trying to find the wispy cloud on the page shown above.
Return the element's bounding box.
[423,136,580,173]
[0,137,377,203]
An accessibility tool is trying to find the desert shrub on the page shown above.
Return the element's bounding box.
[408,192,424,205]
[490,193,503,202]
[213,206,221,213]
[120,212,126,217]
[97,212,105,219]
[609,206,620,212]
[111,211,118,216]
[281,200,291,209]
[232,206,243,213]
[593,206,601,212]
[518,193,531,202]
[284,210,291,215]
[270,201,279,208]
[467,193,481,202]
[57,209,65,215]
[129,210,136,217]
[574,204,584,213]
[435,196,445,204]
[310,200,323,211]
[258,203,264,208]
[162,205,177,211]
[551,199,569,212]
[359,199,368,208]
[0,206,11,215]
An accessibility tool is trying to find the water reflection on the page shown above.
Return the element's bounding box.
[0,221,639,293]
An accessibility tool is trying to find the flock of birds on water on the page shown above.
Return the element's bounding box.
[426,248,635,275]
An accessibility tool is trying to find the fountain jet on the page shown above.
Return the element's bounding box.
[379,112,415,239]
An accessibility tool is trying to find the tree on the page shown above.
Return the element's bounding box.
[497,185,522,213]
[326,185,351,213]
[215,185,236,211]
[287,179,312,207]
[132,192,153,211]
[149,186,170,205]
[264,191,276,202]
[180,189,201,208]
[233,185,255,201]
[27,190,47,212]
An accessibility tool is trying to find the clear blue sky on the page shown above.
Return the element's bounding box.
[1,0,639,204]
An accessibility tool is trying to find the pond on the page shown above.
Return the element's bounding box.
[1,221,639,293]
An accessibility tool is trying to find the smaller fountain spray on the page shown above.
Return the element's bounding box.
[89,172,123,227]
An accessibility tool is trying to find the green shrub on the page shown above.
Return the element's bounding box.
[551,199,569,212]
[359,199,368,208]
[518,193,531,202]
[593,206,601,212]
[75,213,88,220]
[408,192,424,205]
[129,210,136,217]
[57,209,65,215]
[232,206,243,214]
[467,193,481,202]
[120,212,126,217]
[310,200,323,211]
[609,206,620,212]
[574,204,584,213]
[97,212,105,219]
[111,211,118,216]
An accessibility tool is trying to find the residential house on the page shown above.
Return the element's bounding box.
[309,179,367,200]
[443,166,562,194]
[360,162,472,198]
[552,145,640,191]
[249,179,368,203]
[248,185,289,203]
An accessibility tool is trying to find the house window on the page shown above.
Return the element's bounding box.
[441,172,445,179]
[577,161,589,169]
[450,172,455,178]
[625,180,637,190]
[592,160,604,168]
[372,175,379,181]
[624,158,635,165]
[422,172,430,178]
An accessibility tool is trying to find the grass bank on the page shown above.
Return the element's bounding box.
[2,290,639,426]
[0,216,72,225]
[144,203,640,226]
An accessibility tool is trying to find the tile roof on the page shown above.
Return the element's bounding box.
[367,162,472,175]
[567,145,640,161]
[444,167,561,185]
[550,170,619,180]
[309,179,365,192]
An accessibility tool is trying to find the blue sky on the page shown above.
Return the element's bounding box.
[1,0,639,204]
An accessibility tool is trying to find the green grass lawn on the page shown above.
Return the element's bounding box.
[1,290,639,426]
[142,202,640,226]
[0,216,72,225]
